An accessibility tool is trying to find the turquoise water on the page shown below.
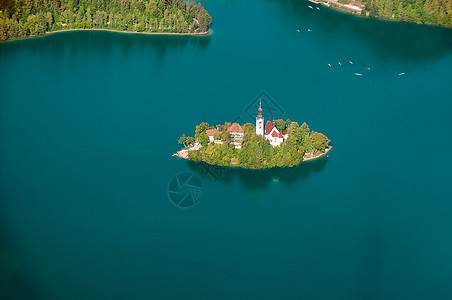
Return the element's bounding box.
[1,0,452,298]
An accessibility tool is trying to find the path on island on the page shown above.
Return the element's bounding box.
[303,146,332,162]
[314,0,363,13]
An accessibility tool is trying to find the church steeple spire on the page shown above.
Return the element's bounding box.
[256,98,264,136]
[257,99,263,118]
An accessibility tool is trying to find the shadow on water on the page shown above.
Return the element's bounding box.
[0,30,211,61]
[0,251,43,300]
[268,0,452,62]
[187,155,329,189]
[0,217,43,299]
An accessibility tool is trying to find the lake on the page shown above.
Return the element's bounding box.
[1,0,452,298]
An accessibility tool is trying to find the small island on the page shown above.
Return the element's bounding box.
[174,100,331,169]
[0,0,211,41]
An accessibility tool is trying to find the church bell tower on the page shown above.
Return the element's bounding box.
[256,99,264,136]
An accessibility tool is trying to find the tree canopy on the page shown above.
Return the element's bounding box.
[0,0,212,41]
[361,0,451,27]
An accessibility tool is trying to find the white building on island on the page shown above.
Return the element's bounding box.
[265,121,284,147]
[256,99,264,136]
[206,129,219,142]
[227,123,244,141]
[202,100,286,149]
[255,100,286,147]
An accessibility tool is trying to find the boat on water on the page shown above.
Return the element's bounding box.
[366,67,371,70]
[398,72,406,75]
[349,61,353,64]
[316,7,320,10]
[338,62,342,65]
[308,5,313,9]
[296,29,300,32]
[328,63,332,67]
[308,29,312,32]
[354,73,363,76]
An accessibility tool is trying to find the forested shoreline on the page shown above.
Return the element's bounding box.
[359,0,451,27]
[0,0,212,41]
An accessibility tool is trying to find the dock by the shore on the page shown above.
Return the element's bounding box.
[172,150,189,159]
[303,146,332,162]
[172,143,202,160]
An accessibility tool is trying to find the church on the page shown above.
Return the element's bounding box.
[255,100,286,147]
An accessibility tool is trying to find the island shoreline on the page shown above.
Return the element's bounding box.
[173,146,332,170]
[302,146,332,162]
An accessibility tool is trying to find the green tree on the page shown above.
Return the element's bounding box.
[220,130,232,143]
[186,136,195,146]
[300,122,310,142]
[0,18,7,40]
[45,11,53,29]
[310,132,330,153]
[287,122,301,144]
[85,8,93,28]
[198,133,209,148]
[194,3,211,32]
[195,122,211,138]
[178,133,187,147]
[274,119,286,133]
[26,14,37,35]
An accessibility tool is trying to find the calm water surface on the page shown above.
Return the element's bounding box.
[1,0,452,299]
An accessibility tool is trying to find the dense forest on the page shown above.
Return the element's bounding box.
[179,120,330,169]
[361,0,451,27]
[0,0,212,41]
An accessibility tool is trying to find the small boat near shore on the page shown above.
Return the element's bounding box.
[308,5,313,9]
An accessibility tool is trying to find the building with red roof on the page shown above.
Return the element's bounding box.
[265,121,275,135]
[227,123,244,133]
[262,119,284,147]
[267,126,284,146]
[253,100,287,147]
[227,123,244,141]
[271,130,283,138]
[206,129,219,142]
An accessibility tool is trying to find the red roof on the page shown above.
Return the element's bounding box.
[271,131,283,138]
[265,121,274,134]
[206,129,219,136]
[227,123,244,133]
